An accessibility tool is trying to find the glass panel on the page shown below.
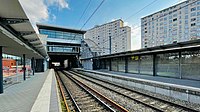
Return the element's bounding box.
[140,55,153,75]
[181,50,200,80]
[118,57,125,72]
[39,29,83,41]
[3,55,31,87]
[47,46,79,53]
[111,58,118,71]
[128,56,139,73]
[157,53,179,78]
[105,59,109,70]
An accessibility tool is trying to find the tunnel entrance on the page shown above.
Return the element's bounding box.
[49,54,78,69]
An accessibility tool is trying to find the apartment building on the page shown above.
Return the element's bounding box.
[85,19,131,56]
[141,0,200,48]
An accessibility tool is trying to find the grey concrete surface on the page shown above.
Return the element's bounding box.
[98,69,200,88]
[0,69,60,112]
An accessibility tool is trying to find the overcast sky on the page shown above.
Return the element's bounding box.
[19,0,186,50]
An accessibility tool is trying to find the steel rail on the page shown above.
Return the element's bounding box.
[55,71,70,112]
[56,71,81,112]
[62,71,128,112]
[69,70,162,112]
[72,70,199,112]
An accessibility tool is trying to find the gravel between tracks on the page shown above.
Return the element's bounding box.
[74,71,200,111]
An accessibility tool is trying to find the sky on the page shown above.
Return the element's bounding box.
[19,0,186,50]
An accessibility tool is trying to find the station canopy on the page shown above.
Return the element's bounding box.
[0,0,48,59]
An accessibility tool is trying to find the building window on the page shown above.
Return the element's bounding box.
[173,18,177,21]
[198,6,200,10]
[185,20,188,24]
[191,12,196,17]
[191,18,196,21]
[185,15,188,19]
[197,12,200,16]
[173,14,177,17]
[191,7,196,11]
[191,23,196,26]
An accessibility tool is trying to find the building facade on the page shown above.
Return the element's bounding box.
[141,0,200,48]
[85,19,131,56]
[37,24,85,69]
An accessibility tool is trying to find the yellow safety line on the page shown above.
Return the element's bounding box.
[55,72,70,112]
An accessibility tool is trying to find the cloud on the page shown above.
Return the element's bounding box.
[46,0,69,9]
[19,0,69,33]
[124,22,141,50]
[19,0,49,33]
[177,0,187,3]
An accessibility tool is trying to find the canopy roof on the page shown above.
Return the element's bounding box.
[0,0,48,59]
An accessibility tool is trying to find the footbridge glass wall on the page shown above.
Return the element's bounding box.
[98,49,200,80]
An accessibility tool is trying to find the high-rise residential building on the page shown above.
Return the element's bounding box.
[84,19,131,56]
[141,0,200,48]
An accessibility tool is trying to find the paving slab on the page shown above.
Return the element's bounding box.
[0,69,61,112]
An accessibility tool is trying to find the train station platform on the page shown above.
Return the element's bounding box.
[99,70,200,88]
[0,69,61,112]
[76,68,200,104]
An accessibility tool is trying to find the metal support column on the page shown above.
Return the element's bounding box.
[0,46,3,94]
[153,54,157,76]
[23,54,26,80]
[125,57,128,73]
[109,36,111,54]
[179,51,182,79]
[16,59,18,82]
[31,57,35,76]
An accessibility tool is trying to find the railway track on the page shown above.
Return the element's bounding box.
[69,70,199,112]
[56,70,128,112]
[55,71,78,112]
